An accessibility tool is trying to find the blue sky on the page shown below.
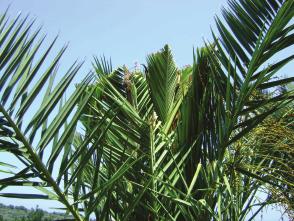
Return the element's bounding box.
[0,0,292,220]
[1,0,228,70]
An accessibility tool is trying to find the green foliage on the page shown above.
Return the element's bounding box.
[234,100,294,219]
[27,207,45,221]
[0,5,91,221]
[0,204,72,221]
[0,0,293,220]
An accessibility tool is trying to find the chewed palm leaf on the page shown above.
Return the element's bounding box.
[146,45,179,124]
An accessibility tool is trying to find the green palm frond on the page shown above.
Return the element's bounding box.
[0,12,95,221]
[146,45,179,124]
[208,0,294,147]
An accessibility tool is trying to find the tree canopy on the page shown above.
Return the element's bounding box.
[0,0,293,220]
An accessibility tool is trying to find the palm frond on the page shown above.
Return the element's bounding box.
[0,12,95,221]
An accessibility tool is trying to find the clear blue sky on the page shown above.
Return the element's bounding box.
[0,0,291,220]
[1,0,228,70]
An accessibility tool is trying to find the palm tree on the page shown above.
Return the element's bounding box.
[0,0,293,220]
[234,94,294,219]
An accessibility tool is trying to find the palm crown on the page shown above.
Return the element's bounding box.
[0,0,293,220]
